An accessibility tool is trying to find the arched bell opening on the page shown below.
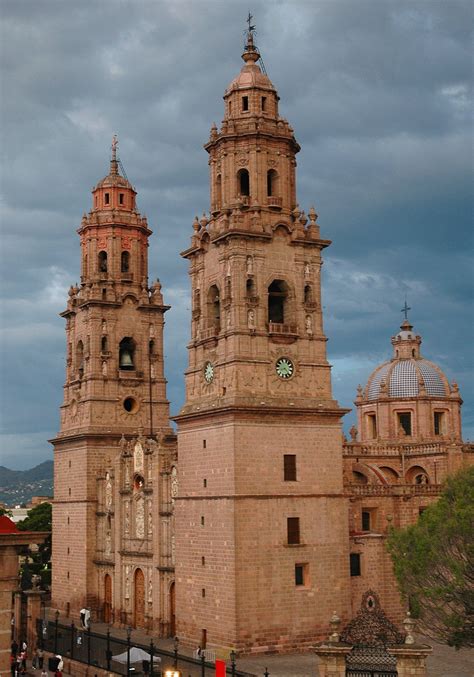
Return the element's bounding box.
[268,279,289,324]
[267,169,279,197]
[98,251,108,273]
[237,168,250,197]
[207,285,221,331]
[119,337,136,370]
[121,251,130,273]
[76,340,84,378]
[216,174,222,210]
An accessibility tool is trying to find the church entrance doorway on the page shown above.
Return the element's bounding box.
[134,568,145,628]
[169,582,176,636]
[103,574,112,623]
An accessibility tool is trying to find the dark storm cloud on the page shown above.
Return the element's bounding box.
[0,0,472,468]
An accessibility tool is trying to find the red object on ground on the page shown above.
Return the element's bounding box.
[215,659,226,677]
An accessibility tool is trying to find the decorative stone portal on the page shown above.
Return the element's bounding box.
[314,591,432,677]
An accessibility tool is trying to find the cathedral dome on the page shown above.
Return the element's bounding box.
[225,31,276,95]
[366,358,448,401]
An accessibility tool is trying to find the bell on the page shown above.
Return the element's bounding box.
[119,350,133,368]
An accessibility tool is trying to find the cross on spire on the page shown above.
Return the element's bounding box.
[111,134,118,162]
[401,298,411,321]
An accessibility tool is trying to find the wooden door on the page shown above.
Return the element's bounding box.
[134,568,145,628]
[104,574,112,623]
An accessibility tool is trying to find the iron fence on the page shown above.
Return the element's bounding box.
[38,618,254,677]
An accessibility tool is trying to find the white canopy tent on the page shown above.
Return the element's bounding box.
[112,647,162,664]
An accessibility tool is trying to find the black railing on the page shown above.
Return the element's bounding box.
[42,620,254,676]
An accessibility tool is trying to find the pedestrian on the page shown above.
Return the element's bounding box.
[37,647,44,669]
[11,640,18,657]
[10,654,16,677]
[41,669,48,677]
[19,650,26,674]
[54,654,63,677]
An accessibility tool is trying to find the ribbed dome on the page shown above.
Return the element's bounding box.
[226,62,275,94]
[94,160,133,190]
[367,359,448,400]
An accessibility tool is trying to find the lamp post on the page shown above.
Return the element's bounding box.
[54,610,59,654]
[106,627,111,671]
[126,625,132,675]
[149,638,155,677]
[173,636,179,669]
[230,649,236,677]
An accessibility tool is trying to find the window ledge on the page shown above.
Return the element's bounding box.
[284,543,306,548]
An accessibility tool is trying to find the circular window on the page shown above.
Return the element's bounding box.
[123,397,138,414]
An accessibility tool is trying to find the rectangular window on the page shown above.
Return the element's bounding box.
[367,413,377,439]
[203,479,207,488]
[228,101,232,114]
[295,563,308,586]
[104,192,110,205]
[287,517,300,545]
[362,510,371,531]
[350,553,361,577]
[434,412,443,435]
[201,588,206,598]
[284,454,297,481]
[242,96,249,111]
[261,96,267,111]
[398,412,412,436]
[200,516,205,526]
[119,193,124,205]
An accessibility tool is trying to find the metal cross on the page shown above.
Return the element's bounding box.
[247,12,255,34]
[401,299,411,320]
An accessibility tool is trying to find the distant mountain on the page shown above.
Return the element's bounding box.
[0,461,53,506]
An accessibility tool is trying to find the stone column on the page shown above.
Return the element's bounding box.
[12,590,22,644]
[313,643,352,677]
[389,645,432,677]
[25,588,44,653]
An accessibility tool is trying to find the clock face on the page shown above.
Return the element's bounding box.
[275,357,294,379]
[204,361,214,383]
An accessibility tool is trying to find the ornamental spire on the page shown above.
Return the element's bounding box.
[110,134,119,175]
[242,12,260,64]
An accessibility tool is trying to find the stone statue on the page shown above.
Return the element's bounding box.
[304,262,310,278]
[305,315,313,335]
[105,472,112,510]
[248,309,256,330]
[136,496,145,539]
[101,361,108,377]
[246,256,253,275]
[349,425,358,442]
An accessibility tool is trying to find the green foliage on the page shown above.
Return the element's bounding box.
[387,466,474,648]
[0,505,12,517]
[17,502,52,590]
[17,501,52,532]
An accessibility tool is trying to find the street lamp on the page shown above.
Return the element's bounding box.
[230,649,236,677]
[126,625,132,675]
[173,636,179,668]
[164,671,180,677]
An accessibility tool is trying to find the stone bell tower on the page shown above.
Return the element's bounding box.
[174,30,351,653]
[51,138,175,623]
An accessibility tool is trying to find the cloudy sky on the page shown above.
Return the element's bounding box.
[0,0,472,469]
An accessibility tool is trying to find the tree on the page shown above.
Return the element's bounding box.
[387,466,474,648]
[17,502,52,589]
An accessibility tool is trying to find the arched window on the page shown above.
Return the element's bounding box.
[119,337,135,370]
[304,285,313,304]
[267,169,278,196]
[101,336,108,352]
[268,280,288,324]
[246,278,256,298]
[98,251,108,273]
[121,251,130,273]
[216,174,222,209]
[207,285,220,330]
[149,340,155,355]
[76,340,84,376]
[237,169,250,196]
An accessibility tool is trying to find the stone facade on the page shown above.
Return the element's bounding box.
[344,319,474,621]
[51,142,177,634]
[174,32,351,653]
[51,29,473,655]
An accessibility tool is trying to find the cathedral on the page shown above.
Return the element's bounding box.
[51,29,473,654]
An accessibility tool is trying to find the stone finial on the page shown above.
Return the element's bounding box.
[349,425,358,442]
[308,205,318,223]
[193,215,200,232]
[403,611,416,644]
[210,122,218,140]
[200,212,209,230]
[329,611,341,643]
[299,210,308,227]
[292,204,301,221]
[356,384,363,401]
